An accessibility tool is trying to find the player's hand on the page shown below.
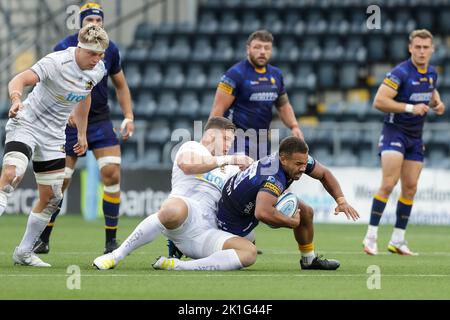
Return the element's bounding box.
[412,103,429,116]
[73,134,88,156]
[120,118,134,141]
[334,202,360,221]
[291,126,304,140]
[231,155,254,170]
[8,99,24,118]
[432,101,445,115]
[67,114,77,128]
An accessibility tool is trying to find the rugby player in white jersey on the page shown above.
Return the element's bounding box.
[93,117,257,271]
[0,24,108,267]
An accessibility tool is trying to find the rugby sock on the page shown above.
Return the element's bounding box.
[0,190,8,216]
[394,197,413,230]
[299,243,315,265]
[391,228,406,244]
[366,225,379,239]
[40,199,63,243]
[114,213,164,261]
[103,194,120,242]
[18,212,51,253]
[369,195,388,227]
[175,249,243,271]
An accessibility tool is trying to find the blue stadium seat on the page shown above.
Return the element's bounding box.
[389,35,408,62]
[206,65,225,89]
[135,92,157,117]
[278,37,300,62]
[317,63,336,88]
[197,12,219,33]
[283,12,301,33]
[148,37,169,61]
[241,12,261,34]
[191,37,213,62]
[155,92,179,117]
[123,63,142,89]
[185,64,207,89]
[142,64,163,88]
[178,92,200,118]
[220,12,240,33]
[261,12,283,34]
[169,36,191,61]
[162,64,185,89]
[339,63,359,89]
[146,119,171,145]
[213,37,234,62]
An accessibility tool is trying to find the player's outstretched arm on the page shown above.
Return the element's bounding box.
[177,152,253,175]
[255,190,300,228]
[110,70,135,139]
[7,70,40,118]
[374,84,429,116]
[307,160,360,221]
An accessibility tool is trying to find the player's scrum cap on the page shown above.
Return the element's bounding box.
[80,2,104,27]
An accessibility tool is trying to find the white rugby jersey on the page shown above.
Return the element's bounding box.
[170,141,239,214]
[14,47,106,138]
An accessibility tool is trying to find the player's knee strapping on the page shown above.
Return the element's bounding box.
[35,171,65,218]
[0,149,30,215]
[98,156,121,193]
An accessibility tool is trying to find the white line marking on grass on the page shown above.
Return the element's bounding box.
[1,274,450,278]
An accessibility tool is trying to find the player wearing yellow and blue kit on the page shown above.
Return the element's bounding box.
[210,30,303,160]
[34,3,135,255]
[217,137,360,270]
[363,30,445,256]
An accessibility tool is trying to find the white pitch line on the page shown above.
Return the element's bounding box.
[0,273,450,278]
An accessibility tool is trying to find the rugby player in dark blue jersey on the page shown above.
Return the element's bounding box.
[363,30,445,256]
[34,3,134,254]
[217,137,360,270]
[210,30,304,160]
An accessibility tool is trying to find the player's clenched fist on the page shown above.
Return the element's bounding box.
[8,99,24,118]
[412,103,429,116]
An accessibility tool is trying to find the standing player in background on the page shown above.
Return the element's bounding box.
[363,29,445,256]
[0,23,107,266]
[34,2,134,255]
[209,29,304,160]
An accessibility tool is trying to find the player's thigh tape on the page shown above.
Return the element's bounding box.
[64,167,74,179]
[97,156,121,170]
[35,171,65,186]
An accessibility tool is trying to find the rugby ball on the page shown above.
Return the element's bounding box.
[268,192,299,228]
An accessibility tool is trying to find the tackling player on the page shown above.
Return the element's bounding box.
[93,117,257,271]
[0,24,108,267]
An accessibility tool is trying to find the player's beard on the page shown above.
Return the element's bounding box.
[249,54,268,68]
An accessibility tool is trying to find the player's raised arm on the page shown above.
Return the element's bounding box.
[254,188,300,229]
[7,69,40,118]
[307,160,360,221]
[209,84,236,117]
[177,152,253,175]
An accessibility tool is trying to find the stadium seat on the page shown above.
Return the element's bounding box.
[206,65,225,89]
[339,63,359,89]
[178,92,200,118]
[135,92,157,117]
[155,92,179,117]
[142,64,163,88]
[123,63,142,89]
[146,119,171,145]
[261,12,283,34]
[169,36,191,61]
[389,35,409,62]
[317,63,336,88]
[199,92,215,117]
[148,37,170,61]
[278,37,300,62]
[191,37,213,62]
[283,12,301,33]
[367,36,386,62]
[185,64,207,89]
[241,12,261,34]
[213,37,234,62]
[197,12,219,33]
[142,146,162,165]
[219,12,240,33]
[162,64,185,89]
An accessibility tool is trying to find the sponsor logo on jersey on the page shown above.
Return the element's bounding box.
[249,92,278,102]
[270,77,276,85]
[85,80,94,90]
[409,92,432,102]
[262,181,282,197]
[390,142,402,148]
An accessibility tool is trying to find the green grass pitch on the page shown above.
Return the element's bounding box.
[0,215,449,300]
